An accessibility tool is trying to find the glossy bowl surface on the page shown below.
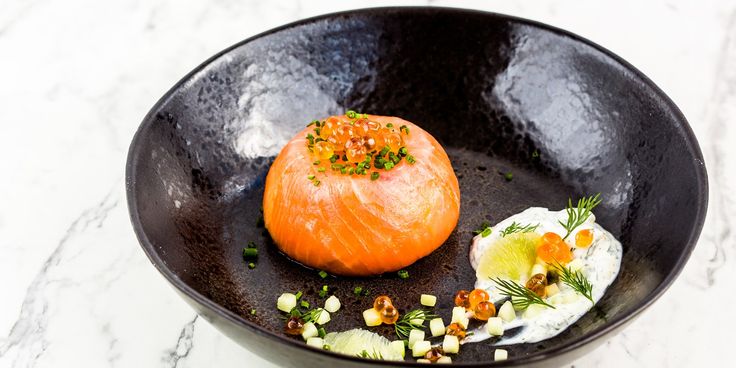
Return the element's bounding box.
[126,7,707,367]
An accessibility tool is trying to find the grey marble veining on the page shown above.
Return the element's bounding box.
[0,0,733,367]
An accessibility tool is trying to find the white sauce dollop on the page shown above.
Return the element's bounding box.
[466,207,622,345]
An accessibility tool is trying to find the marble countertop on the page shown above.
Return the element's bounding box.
[1,0,733,367]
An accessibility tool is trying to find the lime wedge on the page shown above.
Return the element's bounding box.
[476,232,540,281]
[323,329,403,361]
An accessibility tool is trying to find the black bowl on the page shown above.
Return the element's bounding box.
[126,7,707,367]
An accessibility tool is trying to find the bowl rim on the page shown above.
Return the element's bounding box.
[126,6,708,367]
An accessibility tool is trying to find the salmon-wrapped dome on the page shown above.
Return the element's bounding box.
[263,114,460,276]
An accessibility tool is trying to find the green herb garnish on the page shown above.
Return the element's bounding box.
[295,291,303,300]
[398,147,408,156]
[371,172,380,181]
[317,167,326,173]
[357,349,384,360]
[492,277,555,310]
[559,193,602,240]
[307,175,315,180]
[406,155,416,164]
[313,180,321,187]
[353,286,363,296]
[473,221,492,238]
[250,309,257,315]
[397,270,409,279]
[395,309,437,339]
[346,110,358,119]
[504,172,513,181]
[243,248,258,259]
[300,300,310,309]
[532,149,540,158]
[553,261,594,302]
[313,160,320,165]
[318,270,328,279]
[318,327,326,338]
[386,123,394,128]
[318,285,328,298]
[400,125,409,135]
[500,221,539,237]
[248,262,255,269]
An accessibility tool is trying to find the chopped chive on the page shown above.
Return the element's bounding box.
[397,270,409,279]
[295,291,303,300]
[398,147,408,156]
[251,309,257,315]
[318,327,326,338]
[481,227,492,237]
[340,167,347,174]
[406,155,416,164]
[341,154,348,161]
[314,137,325,143]
[371,172,380,181]
[353,286,363,296]
[313,160,320,165]
[362,289,370,296]
[318,270,328,279]
[400,125,409,134]
[386,123,394,128]
[314,128,321,136]
[243,248,258,259]
[248,262,256,269]
[374,160,384,169]
[349,167,355,175]
[307,174,315,180]
[307,121,317,127]
[379,146,390,157]
[323,345,330,351]
[504,172,513,181]
[313,180,321,187]
[329,154,339,163]
[331,164,344,170]
[300,300,310,309]
[346,110,357,119]
[318,285,329,298]
[306,134,315,144]
[317,167,326,173]
[383,161,395,170]
[532,150,540,158]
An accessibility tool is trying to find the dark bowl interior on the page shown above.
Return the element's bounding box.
[126,7,707,367]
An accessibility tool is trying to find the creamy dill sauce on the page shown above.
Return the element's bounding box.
[466,207,622,345]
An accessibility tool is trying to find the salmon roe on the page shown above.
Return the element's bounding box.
[284,316,304,335]
[313,141,335,160]
[575,229,594,248]
[525,273,548,297]
[373,295,393,312]
[446,323,467,340]
[454,290,471,308]
[473,301,496,321]
[380,305,399,324]
[468,289,490,310]
[537,232,573,264]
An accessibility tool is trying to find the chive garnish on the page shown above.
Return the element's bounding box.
[318,285,328,298]
[379,146,390,157]
[307,175,315,180]
[371,172,380,181]
[353,286,363,296]
[504,172,513,181]
[313,180,321,187]
[243,248,258,259]
[386,123,394,128]
[317,167,326,173]
[314,128,321,136]
[248,262,256,269]
[406,155,416,164]
[318,327,326,338]
[397,270,409,279]
[346,110,357,119]
[398,147,408,156]
[307,121,317,127]
[251,309,257,315]
[340,167,347,174]
[300,300,310,309]
[329,154,339,163]
[313,160,320,165]
[400,125,409,134]
[383,161,394,170]
[295,291,303,300]
[318,270,328,279]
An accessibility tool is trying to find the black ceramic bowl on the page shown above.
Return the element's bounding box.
[126,7,707,367]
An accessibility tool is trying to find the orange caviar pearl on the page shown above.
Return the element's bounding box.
[525,273,547,297]
[473,301,496,321]
[537,232,573,264]
[320,119,337,138]
[284,316,304,335]
[373,295,393,311]
[313,140,335,160]
[446,323,466,340]
[575,229,594,248]
[345,140,367,163]
[380,129,403,153]
[380,305,399,324]
[454,290,471,308]
[330,123,354,147]
[468,289,490,310]
[363,136,377,151]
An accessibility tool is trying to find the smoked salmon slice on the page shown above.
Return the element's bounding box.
[263,114,460,276]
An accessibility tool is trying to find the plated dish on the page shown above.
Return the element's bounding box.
[127,7,707,368]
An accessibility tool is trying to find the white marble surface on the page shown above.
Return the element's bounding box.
[0,0,733,367]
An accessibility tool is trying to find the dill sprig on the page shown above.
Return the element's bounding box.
[287,306,324,323]
[357,349,384,360]
[500,221,539,237]
[553,261,594,302]
[395,309,437,339]
[473,221,492,238]
[559,193,602,240]
[492,278,555,310]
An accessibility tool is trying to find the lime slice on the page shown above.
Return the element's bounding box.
[323,329,403,361]
[476,232,540,281]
